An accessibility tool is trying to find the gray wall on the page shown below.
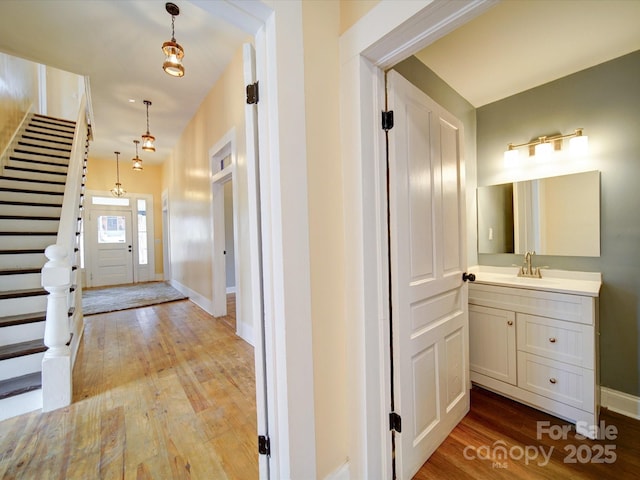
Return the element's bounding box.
[224,180,235,290]
[477,50,640,397]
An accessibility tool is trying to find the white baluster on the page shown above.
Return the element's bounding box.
[41,244,72,411]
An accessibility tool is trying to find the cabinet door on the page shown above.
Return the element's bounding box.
[469,305,516,385]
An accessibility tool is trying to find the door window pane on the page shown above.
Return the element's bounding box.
[98,215,126,243]
[137,199,148,265]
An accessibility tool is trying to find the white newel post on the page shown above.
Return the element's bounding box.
[41,244,72,411]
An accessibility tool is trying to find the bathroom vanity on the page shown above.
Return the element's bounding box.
[467,266,602,438]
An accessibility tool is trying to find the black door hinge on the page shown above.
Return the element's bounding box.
[246,81,259,105]
[382,110,394,131]
[389,412,402,433]
[258,435,270,456]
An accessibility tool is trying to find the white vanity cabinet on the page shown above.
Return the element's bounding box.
[468,269,601,438]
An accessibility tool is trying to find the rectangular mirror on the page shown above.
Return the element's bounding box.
[477,171,600,257]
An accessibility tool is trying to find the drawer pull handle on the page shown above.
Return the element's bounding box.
[549,378,557,384]
[549,337,557,343]
[507,320,514,326]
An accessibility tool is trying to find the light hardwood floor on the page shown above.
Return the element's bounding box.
[0,298,257,480]
[2,298,639,479]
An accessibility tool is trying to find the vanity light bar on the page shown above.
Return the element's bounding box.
[504,128,588,163]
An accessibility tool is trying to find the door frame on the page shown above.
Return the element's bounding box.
[191,2,317,478]
[209,129,243,338]
[339,1,496,477]
[83,190,156,288]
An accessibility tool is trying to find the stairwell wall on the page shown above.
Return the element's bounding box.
[0,52,39,161]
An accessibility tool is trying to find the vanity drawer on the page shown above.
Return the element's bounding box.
[517,314,594,369]
[517,352,594,412]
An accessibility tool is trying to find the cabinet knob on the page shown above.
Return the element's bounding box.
[549,337,557,343]
[549,378,557,384]
[507,320,513,326]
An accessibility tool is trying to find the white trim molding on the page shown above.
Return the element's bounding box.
[601,387,640,420]
[324,461,350,480]
[169,279,214,315]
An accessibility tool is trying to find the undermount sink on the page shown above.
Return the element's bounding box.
[467,266,602,297]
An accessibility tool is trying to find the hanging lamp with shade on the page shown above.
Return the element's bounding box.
[162,2,185,77]
[132,139,143,171]
[141,100,155,152]
[111,151,126,197]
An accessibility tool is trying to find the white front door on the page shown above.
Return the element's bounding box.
[387,70,469,479]
[91,209,134,287]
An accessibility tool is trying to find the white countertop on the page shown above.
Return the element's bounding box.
[468,265,602,297]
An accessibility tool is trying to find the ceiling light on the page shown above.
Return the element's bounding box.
[111,151,126,197]
[503,129,588,164]
[141,100,155,152]
[132,139,143,171]
[162,3,185,78]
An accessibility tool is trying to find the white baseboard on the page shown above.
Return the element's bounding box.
[226,286,236,294]
[601,387,640,420]
[236,320,254,347]
[169,279,214,316]
[324,461,349,480]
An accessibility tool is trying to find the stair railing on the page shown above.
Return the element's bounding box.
[41,95,89,412]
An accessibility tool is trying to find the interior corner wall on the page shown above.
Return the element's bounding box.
[392,56,479,266]
[302,1,349,477]
[0,52,38,157]
[162,45,253,334]
[476,50,640,397]
[85,157,164,276]
[45,65,83,121]
[339,0,379,35]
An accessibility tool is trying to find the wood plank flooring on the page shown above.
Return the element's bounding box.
[414,386,640,479]
[0,298,257,480]
[2,296,640,479]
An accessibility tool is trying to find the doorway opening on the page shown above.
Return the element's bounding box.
[210,129,243,339]
[83,192,156,288]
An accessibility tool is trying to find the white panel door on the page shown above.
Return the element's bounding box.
[387,70,469,480]
[91,209,134,287]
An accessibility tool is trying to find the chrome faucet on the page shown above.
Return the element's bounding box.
[518,250,542,278]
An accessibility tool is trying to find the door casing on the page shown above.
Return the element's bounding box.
[339,1,496,477]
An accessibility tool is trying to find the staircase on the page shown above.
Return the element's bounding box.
[0,113,81,420]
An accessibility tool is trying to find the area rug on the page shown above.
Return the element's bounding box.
[82,282,188,315]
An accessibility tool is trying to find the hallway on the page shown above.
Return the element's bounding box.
[0,299,257,479]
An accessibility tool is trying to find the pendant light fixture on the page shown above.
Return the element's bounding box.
[141,100,155,152]
[162,3,185,77]
[132,139,143,171]
[111,151,126,197]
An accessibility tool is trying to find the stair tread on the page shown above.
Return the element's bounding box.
[0,215,60,220]
[0,232,57,236]
[0,339,45,361]
[0,307,73,328]
[0,186,64,195]
[0,287,47,299]
[18,141,72,153]
[0,267,41,276]
[0,200,62,208]
[13,148,70,160]
[0,372,41,400]
[0,249,45,255]
[24,128,73,141]
[0,176,66,186]
[0,310,45,327]
[22,134,73,147]
[33,113,76,125]
[4,166,67,177]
